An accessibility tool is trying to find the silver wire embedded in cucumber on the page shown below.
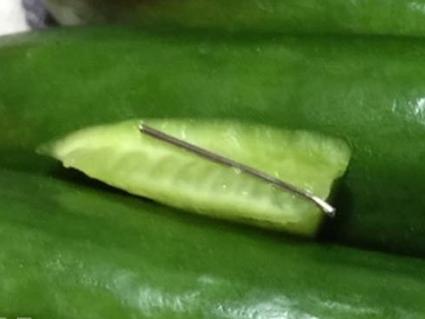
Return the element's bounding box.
[139,122,336,216]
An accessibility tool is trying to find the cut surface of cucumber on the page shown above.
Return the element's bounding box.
[39,119,350,236]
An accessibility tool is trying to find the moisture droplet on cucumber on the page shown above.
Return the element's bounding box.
[39,119,350,236]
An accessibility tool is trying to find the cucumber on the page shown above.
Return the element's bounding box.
[43,0,425,37]
[1,27,425,256]
[39,119,350,236]
[1,153,425,318]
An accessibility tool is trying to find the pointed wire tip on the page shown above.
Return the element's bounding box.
[312,196,336,217]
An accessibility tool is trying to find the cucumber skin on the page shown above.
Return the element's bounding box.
[44,0,425,37]
[0,28,425,257]
[1,154,425,319]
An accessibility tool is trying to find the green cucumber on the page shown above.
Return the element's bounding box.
[1,155,425,318]
[1,27,425,256]
[39,119,350,236]
[44,0,425,37]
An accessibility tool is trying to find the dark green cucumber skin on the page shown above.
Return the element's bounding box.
[1,151,425,318]
[45,0,425,37]
[1,27,425,258]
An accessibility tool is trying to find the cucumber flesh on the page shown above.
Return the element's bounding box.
[39,119,350,236]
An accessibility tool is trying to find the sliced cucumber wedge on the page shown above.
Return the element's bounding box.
[39,119,350,236]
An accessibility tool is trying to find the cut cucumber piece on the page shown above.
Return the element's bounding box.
[39,119,350,236]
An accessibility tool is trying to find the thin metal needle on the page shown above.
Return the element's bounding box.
[139,122,336,217]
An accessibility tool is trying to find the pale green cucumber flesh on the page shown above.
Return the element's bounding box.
[39,119,350,236]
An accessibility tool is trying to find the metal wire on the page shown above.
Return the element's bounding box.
[139,122,335,216]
